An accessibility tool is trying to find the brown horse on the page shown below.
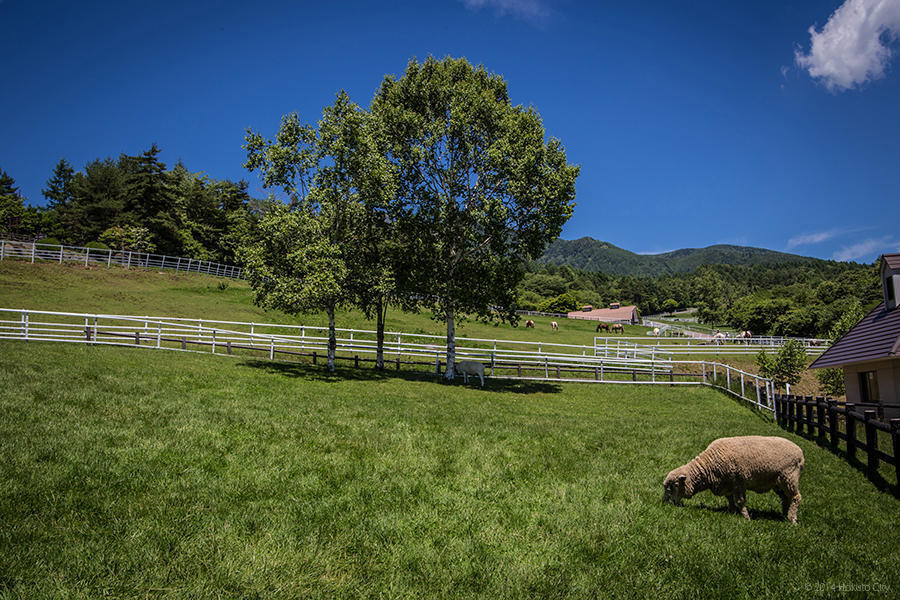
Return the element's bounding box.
[610,323,624,334]
[525,319,535,328]
[596,322,610,333]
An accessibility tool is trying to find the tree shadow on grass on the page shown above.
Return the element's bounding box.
[236,359,563,394]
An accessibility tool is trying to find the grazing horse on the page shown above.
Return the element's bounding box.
[712,331,727,345]
[525,319,535,329]
[653,327,660,337]
[551,321,559,332]
[596,322,610,333]
[738,330,752,340]
[610,323,624,334]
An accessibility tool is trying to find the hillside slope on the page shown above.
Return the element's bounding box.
[539,237,822,275]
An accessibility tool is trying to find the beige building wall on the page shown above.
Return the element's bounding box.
[842,359,900,419]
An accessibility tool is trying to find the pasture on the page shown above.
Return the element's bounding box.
[1,342,898,598]
[0,260,649,347]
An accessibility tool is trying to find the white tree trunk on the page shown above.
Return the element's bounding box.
[444,308,456,380]
[327,305,336,373]
[375,297,385,370]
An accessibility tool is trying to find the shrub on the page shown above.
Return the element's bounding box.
[756,340,806,392]
[85,241,110,250]
[35,237,61,250]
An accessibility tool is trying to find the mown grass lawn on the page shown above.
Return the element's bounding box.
[1,341,897,599]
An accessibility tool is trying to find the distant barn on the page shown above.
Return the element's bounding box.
[567,302,640,324]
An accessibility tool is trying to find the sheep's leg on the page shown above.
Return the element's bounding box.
[727,495,737,513]
[732,489,749,519]
[785,493,801,524]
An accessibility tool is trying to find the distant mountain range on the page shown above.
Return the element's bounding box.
[538,237,823,276]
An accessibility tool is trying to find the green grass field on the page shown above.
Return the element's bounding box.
[2,259,897,597]
[1,342,898,599]
[0,260,649,348]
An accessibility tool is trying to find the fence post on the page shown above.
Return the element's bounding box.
[545,357,549,379]
[891,419,900,487]
[863,410,878,475]
[816,398,826,442]
[107,249,112,268]
[1,239,4,260]
[135,331,140,345]
[127,252,132,269]
[157,322,161,348]
[740,371,744,398]
[701,362,706,384]
[755,376,761,407]
[211,329,216,354]
[491,352,495,377]
[59,245,63,264]
[827,400,838,450]
[31,242,35,263]
[270,339,274,360]
[846,404,857,462]
[23,311,28,341]
[726,366,731,391]
[805,397,815,436]
[176,257,181,273]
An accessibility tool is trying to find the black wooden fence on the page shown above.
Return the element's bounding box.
[774,394,900,489]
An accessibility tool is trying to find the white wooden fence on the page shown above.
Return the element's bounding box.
[596,334,828,357]
[0,239,243,280]
[0,308,776,413]
[641,318,828,352]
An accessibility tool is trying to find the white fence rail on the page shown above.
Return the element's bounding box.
[597,333,828,356]
[0,308,775,413]
[0,239,243,280]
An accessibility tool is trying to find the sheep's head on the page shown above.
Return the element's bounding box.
[663,467,690,505]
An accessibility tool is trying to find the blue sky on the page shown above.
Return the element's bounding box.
[2,0,898,263]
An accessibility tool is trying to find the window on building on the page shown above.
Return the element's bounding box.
[859,371,880,403]
[887,275,895,303]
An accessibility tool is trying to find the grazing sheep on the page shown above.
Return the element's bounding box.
[663,436,804,523]
[551,321,559,331]
[455,360,485,388]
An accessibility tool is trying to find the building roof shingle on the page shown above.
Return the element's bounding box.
[809,301,900,369]
[883,253,900,271]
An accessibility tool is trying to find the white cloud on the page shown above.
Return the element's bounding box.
[832,236,900,261]
[787,227,865,248]
[795,0,900,91]
[460,0,549,21]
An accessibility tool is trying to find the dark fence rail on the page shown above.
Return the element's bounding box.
[774,394,900,490]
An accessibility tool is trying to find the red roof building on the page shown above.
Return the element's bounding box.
[567,302,640,324]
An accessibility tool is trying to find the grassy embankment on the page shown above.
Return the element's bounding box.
[0,260,826,392]
[1,342,898,598]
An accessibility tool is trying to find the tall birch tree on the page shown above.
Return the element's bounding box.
[372,56,579,380]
